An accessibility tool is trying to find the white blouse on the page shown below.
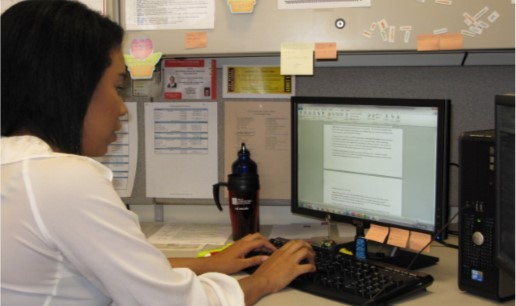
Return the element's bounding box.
[1,136,244,306]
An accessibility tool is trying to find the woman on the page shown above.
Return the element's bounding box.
[0,1,315,305]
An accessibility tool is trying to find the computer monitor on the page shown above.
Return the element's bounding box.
[291,96,451,269]
[495,94,515,280]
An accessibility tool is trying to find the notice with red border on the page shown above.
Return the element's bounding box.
[163,59,216,100]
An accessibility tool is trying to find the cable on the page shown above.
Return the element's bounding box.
[449,162,460,168]
[436,240,458,249]
[406,203,472,270]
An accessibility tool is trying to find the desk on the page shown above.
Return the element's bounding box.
[142,222,514,306]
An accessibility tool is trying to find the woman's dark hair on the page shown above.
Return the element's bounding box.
[1,0,124,154]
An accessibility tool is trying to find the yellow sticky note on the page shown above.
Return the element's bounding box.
[315,42,337,60]
[185,32,207,49]
[280,42,314,75]
[386,227,410,249]
[408,231,432,253]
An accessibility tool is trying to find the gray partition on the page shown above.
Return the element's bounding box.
[119,0,514,56]
[122,64,515,211]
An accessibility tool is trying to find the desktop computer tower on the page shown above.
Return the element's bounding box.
[458,129,514,301]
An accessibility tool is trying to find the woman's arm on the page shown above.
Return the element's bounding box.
[168,234,316,306]
[168,233,275,275]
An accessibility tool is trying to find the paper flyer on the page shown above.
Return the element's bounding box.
[124,0,214,30]
[93,102,138,198]
[144,102,218,199]
[163,59,216,100]
[223,65,295,98]
[224,101,291,200]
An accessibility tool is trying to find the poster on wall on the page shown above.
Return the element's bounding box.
[222,65,295,98]
[163,59,217,100]
[144,102,218,199]
[93,102,138,198]
[124,0,215,30]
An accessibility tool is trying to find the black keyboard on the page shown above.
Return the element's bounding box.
[247,237,434,306]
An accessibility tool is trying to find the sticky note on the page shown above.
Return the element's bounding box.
[386,227,410,248]
[416,34,440,51]
[280,42,314,75]
[185,32,207,49]
[408,231,432,253]
[365,224,389,243]
[315,42,337,60]
[439,33,464,50]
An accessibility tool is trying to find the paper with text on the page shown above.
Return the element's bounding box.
[163,59,216,100]
[124,0,214,30]
[280,42,314,75]
[223,65,295,98]
[94,102,137,198]
[224,101,291,200]
[147,224,231,245]
[144,102,217,198]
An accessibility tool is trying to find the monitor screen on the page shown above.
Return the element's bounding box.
[291,96,450,241]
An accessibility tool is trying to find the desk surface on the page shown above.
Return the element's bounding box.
[142,222,514,306]
[252,241,513,306]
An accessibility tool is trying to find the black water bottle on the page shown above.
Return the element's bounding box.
[213,143,260,240]
[232,143,257,175]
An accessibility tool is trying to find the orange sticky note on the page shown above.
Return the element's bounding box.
[185,32,207,49]
[408,231,432,253]
[386,227,410,248]
[315,42,337,60]
[365,224,389,243]
[439,33,464,50]
[416,34,440,51]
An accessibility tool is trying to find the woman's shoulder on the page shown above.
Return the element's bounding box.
[39,153,113,182]
[2,136,108,174]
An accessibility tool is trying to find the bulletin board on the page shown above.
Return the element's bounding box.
[118,0,515,57]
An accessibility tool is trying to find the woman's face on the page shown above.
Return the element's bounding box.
[81,49,128,157]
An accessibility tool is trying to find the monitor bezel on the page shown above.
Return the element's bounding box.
[291,96,451,241]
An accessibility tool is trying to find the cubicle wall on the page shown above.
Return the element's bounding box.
[122,65,515,209]
[119,0,515,56]
[113,1,515,211]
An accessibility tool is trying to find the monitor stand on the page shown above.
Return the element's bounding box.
[336,221,439,270]
[336,240,439,270]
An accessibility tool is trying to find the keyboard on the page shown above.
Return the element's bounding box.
[247,237,434,306]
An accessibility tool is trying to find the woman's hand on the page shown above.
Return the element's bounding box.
[169,233,278,275]
[251,239,316,292]
[168,233,316,305]
[205,233,278,275]
[238,239,316,305]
